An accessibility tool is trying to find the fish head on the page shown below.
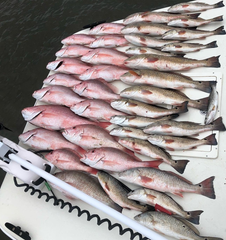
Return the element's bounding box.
[55,47,68,57]
[110,115,127,125]
[79,68,94,80]
[89,38,103,48]
[123,13,141,25]
[43,74,57,85]
[80,148,105,167]
[111,99,127,109]
[121,26,137,34]
[32,87,50,100]
[73,82,87,95]
[70,101,90,115]
[162,29,180,39]
[118,168,141,182]
[134,212,154,224]
[18,129,38,143]
[21,106,43,121]
[62,126,83,143]
[110,127,125,137]
[80,49,98,62]
[120,70,140,83]
[147,135,162,144]
[46,59,64,71]
[97,170,111,184]
[124,55,144,68]
[127,188,146,201]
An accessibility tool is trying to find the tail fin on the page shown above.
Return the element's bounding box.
[186,210,203,225]
[203,133,217,145]
[214,26,226,35]
[210,117,226,131]
[197,176,215,199]
[206,41,218,49]
[177,101,188,114]
[172,160,189,174]
[189,96,209,111]
[206,56,220,68]
[194,80,217,93]
[211,15,223,22]
[146,160,163,169]
[214,0,224,8]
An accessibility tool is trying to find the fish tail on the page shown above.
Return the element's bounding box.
[211,117,226,131]
[186,13,201,19]
[211,15,223,22]
[186,210,203,225]
[195,80,216,93]
[197,176,215,199]
[172,160,189,174]
[203,133,217,145]
[206,56,220,68]
[146,160,163,169]
[214,0,224,8]
[214,26,226,35]
[190,96,209,111]
[206,41,218,49]
[177,101,188,114]
[112,203,123,213]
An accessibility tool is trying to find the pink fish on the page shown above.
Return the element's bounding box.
[45,148,98,174]
[89,35,128,48]
[80,147,162,172]
[55,45,91,58]
[79,64,128,82]
[61,34,96,45]
[70,99,125,122]
[88,23,124,35]
[80,48,128,66]
[43,73,81,88]
[46,58,91,75]
[21,105,99,130]
[32,85,84,107]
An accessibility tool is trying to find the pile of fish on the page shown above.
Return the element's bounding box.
[19,1,225,239]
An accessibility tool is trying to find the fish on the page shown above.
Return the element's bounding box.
[128,188,203,224]
[88,23,124,35]
[61,34,96,45]
[121,22,176,36]
[120,69,215,93]
[45,148,98,174]
[79,64,128,82]
[118,167,216,198]
[124,34,179,48]
[80,48,128,66]
[110,126,150,140]
[147,133,217,151]
[161,41,218,54]
[162,26,225,40]
[110,114,179,128]
[43,73,81,88]
[134,211,223,240]
[32,85,84,107]
[21,105,99,130]
[71,99,125,122]
[111,99,188,118]
[124,54,220,71]
[168,1,224,13]
[167,15,223,28]
[19,128,84,152]
[89,35,128,48]
[143,117,226,136]
[80,147,162,172]
[120,85,209,110]
[97,171,149,211]
[46,58,91,75]
[55,45,91,58]
[53,171,122,212]
[72,79,120,101]
[118,138,189,174]
[62,124,126,151]
[205,84,218,124]
[123,11,201,25]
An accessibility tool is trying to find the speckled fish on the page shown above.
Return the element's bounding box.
[71,99,125,122]
[124,54,220,71]
[79,64,128,82]
[161,41,217,53]
[61,34,96,45]
[128,188,203,224]
[22,105,98,130]
[205,84,218,124]
[89,35,128,48]
[118,138,189,174]
[120,70,214,93]
[45,148,98,174]
[111,99,188,118]
[46,58,91,75]
[120,85,209,110]
[168,15,223,27]
[55,45,91,58]
[123,11,200,25]
[73,79,120,101]
[32,85,84,107]
[88,23,124,35]
[54,171,122,212]
[143,117,226,136]
[147,133,217,151]
[81,48,128,66]
[121,22,176,36]
[136,211,223,240]
[168,1,224,13]
[62,124,126,151]
[80,147,162,172]
[97,171,149,211]
[162,26,225,40]
[19,128,83,152]
[110,126,150,140]
[110,114,179,128]
[124,34,179,48]
[118,167,216,198]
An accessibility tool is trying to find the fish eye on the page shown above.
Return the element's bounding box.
[187,212,190,215]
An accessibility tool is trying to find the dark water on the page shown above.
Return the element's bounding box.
[0,0,182,239]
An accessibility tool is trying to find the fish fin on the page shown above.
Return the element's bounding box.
[147,160,163,169]
[176,101,188,114]
[195,80,216,93]
[166,147,175,151]
[172,160,189,174]
[140,176,153,184]
[215,0,224,8]
[128,70,141,78]
[97,122,112,129]
[96,78,119,93]
[197,176,216,199]
[186,13,201,19]
[166,171,192,184]
[155,204,172,215]
[206,41,218,49]
[173,191,183,198]
[203,133,217,145]
[206,55,221,68]
[147,56,159,63]
[193,96,209,111]
[88,168,99,175]
[125,148,143,161]
[210,117,226,131]
[186,210,203,225]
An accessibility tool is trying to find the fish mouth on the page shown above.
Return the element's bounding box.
[32,88,50,100]
[22,109,44,121]
[55,47,67,57]
[20,131,36,142]
[70,103,90,115]
[46,60,64,71]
